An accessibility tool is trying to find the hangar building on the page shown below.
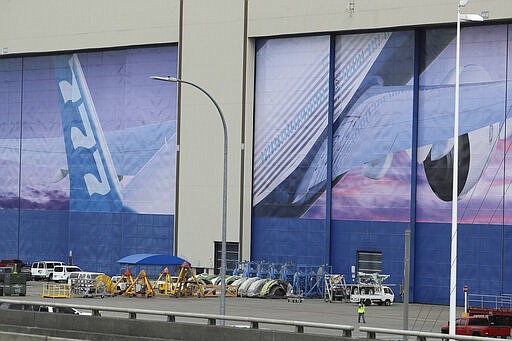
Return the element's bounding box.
[1,0,512,305]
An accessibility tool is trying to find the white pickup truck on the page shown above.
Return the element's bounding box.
[348,284,395,306]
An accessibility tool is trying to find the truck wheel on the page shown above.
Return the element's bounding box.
[472,331,480,336]
[385,300,391,306]
[365,299,372,306]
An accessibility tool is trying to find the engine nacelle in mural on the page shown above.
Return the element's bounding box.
[423,122,500,201]
[422,63,502,202]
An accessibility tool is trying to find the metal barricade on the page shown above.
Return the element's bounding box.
[41,283,70,298]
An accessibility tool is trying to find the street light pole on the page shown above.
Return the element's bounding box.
[449,2,462,335]
[450,1,483,336]
[150,76,228,321]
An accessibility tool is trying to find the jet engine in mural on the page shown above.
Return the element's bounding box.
[421,64,504,202]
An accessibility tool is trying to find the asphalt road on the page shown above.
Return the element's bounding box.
[0,281,462,339]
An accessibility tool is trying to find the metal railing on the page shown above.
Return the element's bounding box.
[359,326,502,341]
[468,294,512,309]
[0,298,354,337]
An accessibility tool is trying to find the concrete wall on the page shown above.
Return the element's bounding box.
[1,0,512,270]
[247,0,512,37]
[176,0,248,266]
[0,0,180,54]
[0,309,348,341]
[0,331,81,341]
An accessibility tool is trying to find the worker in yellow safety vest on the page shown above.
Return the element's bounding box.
[357,302,366,323]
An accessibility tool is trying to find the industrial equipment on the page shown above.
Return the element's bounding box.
[123,270,155,298]
[170,262,204,297]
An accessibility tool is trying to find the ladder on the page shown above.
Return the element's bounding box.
[324,274,347,303]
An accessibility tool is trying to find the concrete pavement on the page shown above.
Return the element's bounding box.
[0,281,463,339]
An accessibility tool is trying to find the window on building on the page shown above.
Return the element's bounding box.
[214,242,239,275]
[357,251,382,274]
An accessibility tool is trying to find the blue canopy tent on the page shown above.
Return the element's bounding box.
[117,254,188,278]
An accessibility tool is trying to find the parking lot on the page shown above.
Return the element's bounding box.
[0,280,462,338]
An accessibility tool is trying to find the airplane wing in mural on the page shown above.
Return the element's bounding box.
[295,74,507,206]
[254,63,509,217]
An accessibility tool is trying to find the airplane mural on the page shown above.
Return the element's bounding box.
[0,47,177,214]
[253,26,512,222]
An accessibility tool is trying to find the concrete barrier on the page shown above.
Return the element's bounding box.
[0,331,82,341]
[0,331,45,341]
[0,309,349,341]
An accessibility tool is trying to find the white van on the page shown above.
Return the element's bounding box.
[31,261,65,281]
[52,265,82,282]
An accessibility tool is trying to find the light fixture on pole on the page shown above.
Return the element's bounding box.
[150,76,228,322]
[450,1,483,336]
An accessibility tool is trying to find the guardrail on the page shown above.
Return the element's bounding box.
[359,326,501,341]
[0,298,354,337]
[468,294,512,309]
